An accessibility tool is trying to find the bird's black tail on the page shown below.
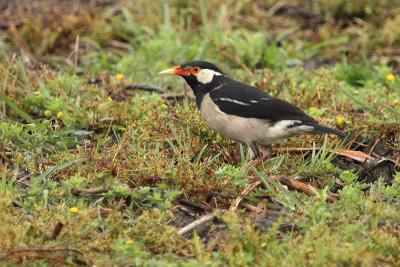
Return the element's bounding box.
[312,124,347,137]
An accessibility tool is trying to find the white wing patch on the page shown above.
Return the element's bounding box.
[250,98,268,103]
[215,98,251,106]
[195,69,222,84]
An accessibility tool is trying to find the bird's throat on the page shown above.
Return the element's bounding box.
[182,74,229,109]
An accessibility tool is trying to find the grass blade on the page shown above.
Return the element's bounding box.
[239,144,246,164]
[258,171,301,209]
[18,57,33,91]
[1,166,6,192]
[377,102,400,123]
[0,91,34,123]
[195,145,208,164]
[343,91,386,118]
[168,123,182,150]
[35,158,87,181]
[199,0,209,34]
[35,76,50,98]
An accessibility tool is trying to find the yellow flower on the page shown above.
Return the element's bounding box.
[126,240,134,244]
[57,111,63,118]
[309,107,316,111]
[34,91,40,95]
[386,74,395,81]
[161,104,168,110]
[337,117,345,125]
[108,97,113,102]
[115,74,124,81]
[44,110,52,118]
[345,242,351,247]
[225,30,232,37]
[392,99,399,105]
[261,242,267,248]
[70,207,79,213]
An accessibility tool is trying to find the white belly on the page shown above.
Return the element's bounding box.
[199,94,314,145]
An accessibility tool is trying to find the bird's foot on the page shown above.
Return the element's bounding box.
[242,143,272,169]
[261,145,273,159]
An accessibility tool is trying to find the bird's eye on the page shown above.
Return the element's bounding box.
[191,67,201,74]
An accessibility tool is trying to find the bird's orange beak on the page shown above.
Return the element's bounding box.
[159,66,190,76]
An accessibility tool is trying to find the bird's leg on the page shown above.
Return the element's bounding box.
[241,143,274,170]
[241,141,263,170]
[260,144,273,159]
[248,141,261,160]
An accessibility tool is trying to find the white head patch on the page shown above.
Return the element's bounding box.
[194,69,222,84]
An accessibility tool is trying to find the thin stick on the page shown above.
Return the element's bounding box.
[368,138,380,156]
[74,35,79,75]
[241,203,262,213]
[229,180,262,211]
[269,175,339,202]
[232,54,254,78]
[178,214,215,236]
[179,199,213,212]
[224,51,254,78]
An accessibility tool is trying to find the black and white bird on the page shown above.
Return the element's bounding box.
[160,61,346,160]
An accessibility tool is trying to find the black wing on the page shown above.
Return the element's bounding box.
[209,81,317,123]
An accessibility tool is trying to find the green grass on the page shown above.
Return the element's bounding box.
[0,0,400,266]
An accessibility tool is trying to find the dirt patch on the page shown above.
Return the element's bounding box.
[170,198,288,244]
[169,205,220,243]
[332,134,399,184]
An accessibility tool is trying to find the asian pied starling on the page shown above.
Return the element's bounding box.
[160,61,346,160]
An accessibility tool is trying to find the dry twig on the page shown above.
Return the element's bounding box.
[73,35,79,75]
[229,181,262,211]
[178,214,215,236]
[269,175,339,202]
[226,52,255,78]
[241,203,262,213]
[179,199,213,212]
